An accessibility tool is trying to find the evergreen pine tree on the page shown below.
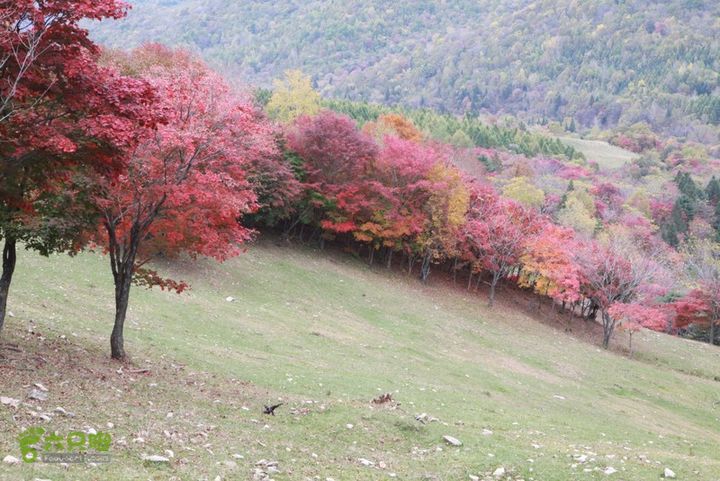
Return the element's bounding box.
[705,176,720,206]
[559,180,575,209]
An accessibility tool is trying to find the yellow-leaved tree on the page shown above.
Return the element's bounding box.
[418,163,470,282]
[502,176,545,210]
[557,189,597,237]
[267,70,321,123]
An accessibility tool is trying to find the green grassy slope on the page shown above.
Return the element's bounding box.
[1,241,719,480]
[558,137,640,171]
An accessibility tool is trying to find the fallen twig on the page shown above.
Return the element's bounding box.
[127,368,151,374]
[0,345,22,353]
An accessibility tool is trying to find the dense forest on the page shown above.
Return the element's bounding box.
[91,0,720,143]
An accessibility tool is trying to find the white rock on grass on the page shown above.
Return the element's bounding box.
[0,397,20,408]
[663,468,677,479]
[493,466,506,477]
[469,476,480,481]
[3,455,20,465]
[604,467,617,475]
[27,389,47,401]
[142,454,170,463]
[443,435,463,446]
[358,458,375,467]
[482,429,493,436]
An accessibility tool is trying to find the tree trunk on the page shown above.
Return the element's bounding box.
[110,267,132,360]
[711,320,717,346]
[601,310,614,349]
[386,249,393,269]
[628,331,634,358]
[0,236,17,334]
[420,253,431,283]
[488,272,500,307]
[106,220,141,361]
[467,272,473,291]
[368,246,374,265]
[452,258,459,284]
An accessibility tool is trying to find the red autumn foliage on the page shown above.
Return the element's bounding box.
[674,290,716,330]
[91,46,276,359]
[0,0,158,332]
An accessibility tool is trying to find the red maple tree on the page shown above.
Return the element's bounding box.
[0,0,156,333]
[92,46,276,359]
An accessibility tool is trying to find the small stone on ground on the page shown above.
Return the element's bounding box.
[443,435,463,446]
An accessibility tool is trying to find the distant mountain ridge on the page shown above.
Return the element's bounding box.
[91,0,720,142]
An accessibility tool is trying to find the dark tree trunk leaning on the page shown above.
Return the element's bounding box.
[0,236,17,334]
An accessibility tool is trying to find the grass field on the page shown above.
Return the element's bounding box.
[1,240,720,480]
[558,137,640,171]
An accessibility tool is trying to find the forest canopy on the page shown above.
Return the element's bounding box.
[91,0,720,143]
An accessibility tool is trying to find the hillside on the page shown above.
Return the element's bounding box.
[90,0,720,141]
[557,137,640,171]
[2,241,720,480]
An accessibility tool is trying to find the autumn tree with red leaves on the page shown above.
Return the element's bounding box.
[93,46,276,359]
[520,223,583,306]
[372,136,438,267]
[576,239,661,348]
[286,110,379,246]
[1,0,127,125]
[675,239,720,344]
[609,303,670,356]
[461,188,537,306]
[0,0,157,333]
